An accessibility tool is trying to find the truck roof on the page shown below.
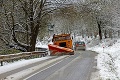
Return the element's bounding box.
[53,34,70,38]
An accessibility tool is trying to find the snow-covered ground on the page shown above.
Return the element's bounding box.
[36,41,48,48]
[88,38,120,80]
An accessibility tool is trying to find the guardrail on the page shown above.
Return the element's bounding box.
[0,51,48,66]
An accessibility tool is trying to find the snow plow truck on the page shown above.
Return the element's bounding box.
[48,33,74,56]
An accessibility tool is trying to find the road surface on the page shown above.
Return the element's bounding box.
[0,50,97,80]
[26,50,97,80]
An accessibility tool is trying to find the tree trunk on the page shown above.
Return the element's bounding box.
[97,21,102,40]
[104,29,107,38]
[29,35,36,51]
[24,2,29,45]
[82,29,84,38]
[29,0,34,51]
[29,24,40,51]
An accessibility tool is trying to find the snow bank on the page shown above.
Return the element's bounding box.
[88,38,120,80]
[0,56,51,74]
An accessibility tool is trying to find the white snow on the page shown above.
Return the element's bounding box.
[35,41,48,48]
[88,38,120,80]
[0,56,51,74]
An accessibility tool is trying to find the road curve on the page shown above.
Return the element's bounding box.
[25,50,97,80]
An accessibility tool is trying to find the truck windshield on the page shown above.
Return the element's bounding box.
[54,36,71,41]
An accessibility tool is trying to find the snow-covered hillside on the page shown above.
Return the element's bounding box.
[88,38,120,80]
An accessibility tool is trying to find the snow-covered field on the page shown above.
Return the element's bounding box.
[88,38,120,80]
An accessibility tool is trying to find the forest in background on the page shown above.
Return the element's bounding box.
[0,0,120,53]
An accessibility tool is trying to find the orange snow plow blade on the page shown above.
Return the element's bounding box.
[48,44,74,56]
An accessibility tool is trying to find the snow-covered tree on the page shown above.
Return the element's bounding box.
[0,0,70,51]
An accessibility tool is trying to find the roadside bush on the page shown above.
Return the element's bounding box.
[0,49,21,55]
